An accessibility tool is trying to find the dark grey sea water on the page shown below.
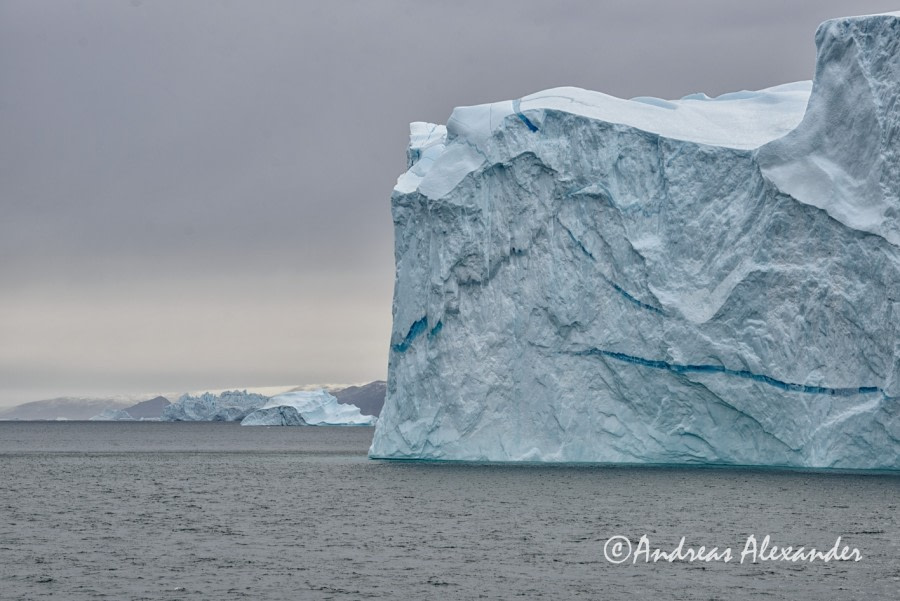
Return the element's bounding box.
[0,422,898,601]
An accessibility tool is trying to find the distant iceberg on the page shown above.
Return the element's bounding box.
[162,390,269,422]
[89,409,135,421]
[241,390,376,426]
[240,405,309,426]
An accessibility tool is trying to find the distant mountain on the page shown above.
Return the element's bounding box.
[0,383,385,421]
[331,381,386,416]
[123,396,170,419]
[0,397,132,421]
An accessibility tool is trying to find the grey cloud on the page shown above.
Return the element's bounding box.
[1,0,896,405]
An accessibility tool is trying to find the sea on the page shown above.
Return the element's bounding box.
[0,422,897,600]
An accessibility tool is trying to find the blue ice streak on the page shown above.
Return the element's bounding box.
[512,99,539,132]
[577,348,883,396]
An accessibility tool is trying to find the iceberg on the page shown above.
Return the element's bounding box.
[89,409,135,421]
[242,390,376,426]
[162,390,269,422]
[370,13,900,469]
[240,405,308,426]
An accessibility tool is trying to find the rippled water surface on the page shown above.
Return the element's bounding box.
[1,422,898,600]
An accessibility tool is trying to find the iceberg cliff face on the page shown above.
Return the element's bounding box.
[370,13,900,469]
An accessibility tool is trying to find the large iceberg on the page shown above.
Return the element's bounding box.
[241,390,377,426]
[162,390,269,422]
[370,13,900,469]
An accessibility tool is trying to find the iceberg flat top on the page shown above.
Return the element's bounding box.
[448,82,812,151]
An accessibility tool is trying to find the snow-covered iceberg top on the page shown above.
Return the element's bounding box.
[162,390,269,422]
[241,389,376,426]
[396,82,811,199]
[454,82,811,150]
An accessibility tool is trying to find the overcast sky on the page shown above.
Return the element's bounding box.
[1,0,896,406]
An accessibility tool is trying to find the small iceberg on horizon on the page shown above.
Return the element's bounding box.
[89,409,135,421]
[241,389,376,426]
